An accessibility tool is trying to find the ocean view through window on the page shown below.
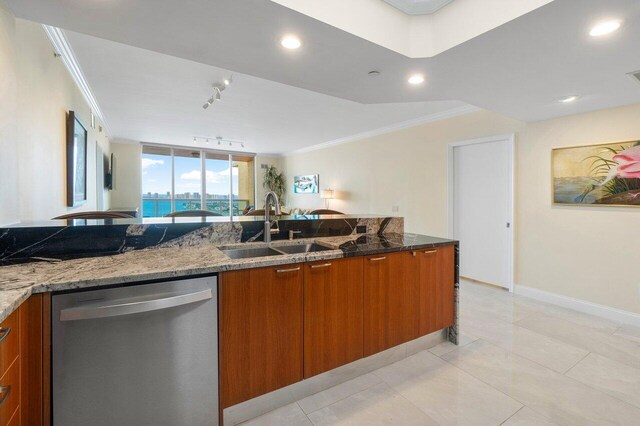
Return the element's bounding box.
[141,145,255,218]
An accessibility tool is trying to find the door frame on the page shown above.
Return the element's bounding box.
[447,134,515,292]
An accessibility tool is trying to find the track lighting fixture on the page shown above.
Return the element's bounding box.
[202,76,233,110]
[191,136,247,150]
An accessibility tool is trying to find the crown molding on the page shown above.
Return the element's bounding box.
[42,25,110,136]
[283,104,480,157]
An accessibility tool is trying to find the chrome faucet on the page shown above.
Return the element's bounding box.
[264,191,282,243]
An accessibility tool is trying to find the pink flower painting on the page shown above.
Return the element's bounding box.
[552,141,640,206]
[612,145,640,179]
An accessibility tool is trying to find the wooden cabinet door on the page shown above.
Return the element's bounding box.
[0,358,19,426]
[418,246,455,335]
[219,265,303,408]
[304,257,363,378]
[19,294,47,426]
[363,251,419,356]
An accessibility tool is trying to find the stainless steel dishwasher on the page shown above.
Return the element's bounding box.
[52,276,218,426]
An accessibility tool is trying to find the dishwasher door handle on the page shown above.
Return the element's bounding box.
[60,289,212,321]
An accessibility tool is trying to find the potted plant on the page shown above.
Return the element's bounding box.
[263,165,286,206]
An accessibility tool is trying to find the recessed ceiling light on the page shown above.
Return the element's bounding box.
[589,20,622,37]
[281,34,302,50]
[408,74,425,85]
[559,95,579,103]
[368,70,381,77]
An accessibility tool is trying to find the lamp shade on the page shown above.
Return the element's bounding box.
[321,189,334,199]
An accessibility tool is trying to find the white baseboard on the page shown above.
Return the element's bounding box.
[514,284,640,327]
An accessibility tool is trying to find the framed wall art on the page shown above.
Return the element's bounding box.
[293,174,319,194]
[66,111,88,207]
[552,140,640,206]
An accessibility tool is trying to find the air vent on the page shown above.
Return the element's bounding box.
[628,70,640,85]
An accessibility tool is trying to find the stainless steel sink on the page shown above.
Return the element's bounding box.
[221,242,333,259]
[221,247,284,259]
[272,243,333,255]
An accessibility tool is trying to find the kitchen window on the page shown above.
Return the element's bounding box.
[141,145,255,218]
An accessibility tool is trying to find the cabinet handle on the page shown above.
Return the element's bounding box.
[0,327,10,345]
[369,257,386,262]
[276,267,301,273]
[423,250,437,255]
[0,385,10,407]
[310,263,332,269]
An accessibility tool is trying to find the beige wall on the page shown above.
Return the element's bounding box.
[283,105,640,315]
[517,104,640,315]
[110,141,142,212]
[14,18,111,221]
[283,110,524,234]
[0,2,18,225]
[0,4,111,224]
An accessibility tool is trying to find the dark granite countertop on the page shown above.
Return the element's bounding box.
[0,232,456,323]
[337,233,456,256]
[3,214,397,228]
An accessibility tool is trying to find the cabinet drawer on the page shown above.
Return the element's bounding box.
[0,310,19,378]
[0,358,20,425]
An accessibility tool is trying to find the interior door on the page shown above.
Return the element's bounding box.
[452,137,513,289]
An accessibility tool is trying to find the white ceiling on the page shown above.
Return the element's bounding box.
[382,0,454,15]
[271,0,555,57]
[5,0,640,153]
[64,30,468,155]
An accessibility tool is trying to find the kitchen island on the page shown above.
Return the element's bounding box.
[0,217,458,425]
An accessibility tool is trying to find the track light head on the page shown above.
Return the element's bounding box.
[202,103,209,110]
[203,77,232,109]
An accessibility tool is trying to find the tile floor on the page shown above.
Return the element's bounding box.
[240,279,640,425]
